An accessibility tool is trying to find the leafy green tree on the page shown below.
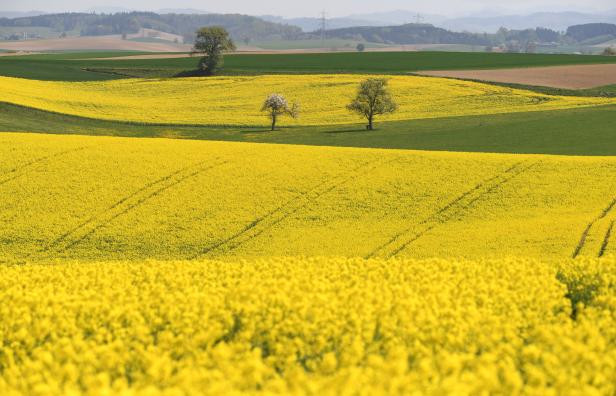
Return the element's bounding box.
[356,43,365,52]
[191,26,236,76]
[347,78,397,130]
[261,94,299,131]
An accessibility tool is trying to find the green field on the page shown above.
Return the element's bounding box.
[2,102,615,156]
[2,51,616,81]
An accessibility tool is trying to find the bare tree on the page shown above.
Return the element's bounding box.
[261,94,299,131]
[347,78,397,130]
[191,27,236,76]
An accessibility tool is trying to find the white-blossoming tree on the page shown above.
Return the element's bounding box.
[261,94,300,131]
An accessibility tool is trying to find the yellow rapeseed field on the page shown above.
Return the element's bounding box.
[0,74,614,126]
[1,132,615,261]
[1,257,614,395]
[1,132,615,395]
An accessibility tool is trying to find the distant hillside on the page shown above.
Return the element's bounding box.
[2,11,614,52]
[259,15,384,32]
[346,10,448,26]
[566,23,616,44]
[260,11,449,33]
[307,24,491,46]
[443,12,616,33]
[261,10,616,35]
[302,23,610,51]
[0,12,302,42]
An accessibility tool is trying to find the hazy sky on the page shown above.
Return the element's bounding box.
[2,0,614,17]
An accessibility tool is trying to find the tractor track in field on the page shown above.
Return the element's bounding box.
[366,160,540,259]
[40,158,227,255]
[599,221,614,257]
[190,157,399,259]
[573,197,616,258]
[0,146,90,187]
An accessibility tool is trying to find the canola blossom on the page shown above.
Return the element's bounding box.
[0,257,614,395]
[0,74,614,126]
[1,132,615,262]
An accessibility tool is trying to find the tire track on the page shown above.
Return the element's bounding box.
[599,221,614,257]
[0,146,90,187]
[190,156,398,259]
[40,158,227,255]
[573,197,616,258]
[366,160,539,259]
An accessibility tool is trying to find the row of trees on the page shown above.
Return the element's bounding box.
[261,79,396,131]
[0,12,303,42]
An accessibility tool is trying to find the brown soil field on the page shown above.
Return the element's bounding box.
[83,45,436,60]
[85,49,357,60]
[417,64,616,89]
[82,53,193,60]
[0,35,191,52]
[128,28,184,43]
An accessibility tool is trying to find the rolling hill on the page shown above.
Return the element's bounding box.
[1,132,615,261]
[0,74,614,126]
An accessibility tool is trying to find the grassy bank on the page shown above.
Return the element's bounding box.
[2,102,615,156]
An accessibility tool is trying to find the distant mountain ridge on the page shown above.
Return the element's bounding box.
[262,10,616,34]
[346,10,448,26]
[3,9,616,34]
[261,11,447,33]
[0,11,46,18]
[259,15,384,32]
[157,9,209,15]
[85,7,210,15]
[444,11,616,33]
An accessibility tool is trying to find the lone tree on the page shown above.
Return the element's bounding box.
[261,94,299,131]
[192,26,236,76]
[347,78,397,130]
[356,43,365,52]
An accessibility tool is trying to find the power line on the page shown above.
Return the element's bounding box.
[320,10,327,45]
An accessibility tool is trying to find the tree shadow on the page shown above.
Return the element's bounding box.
[174,69,206,78]
[239,129,275,134]
[323,128,372,134]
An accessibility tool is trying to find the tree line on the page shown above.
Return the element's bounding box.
[0,12,302,43]
[308,22,616,50]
